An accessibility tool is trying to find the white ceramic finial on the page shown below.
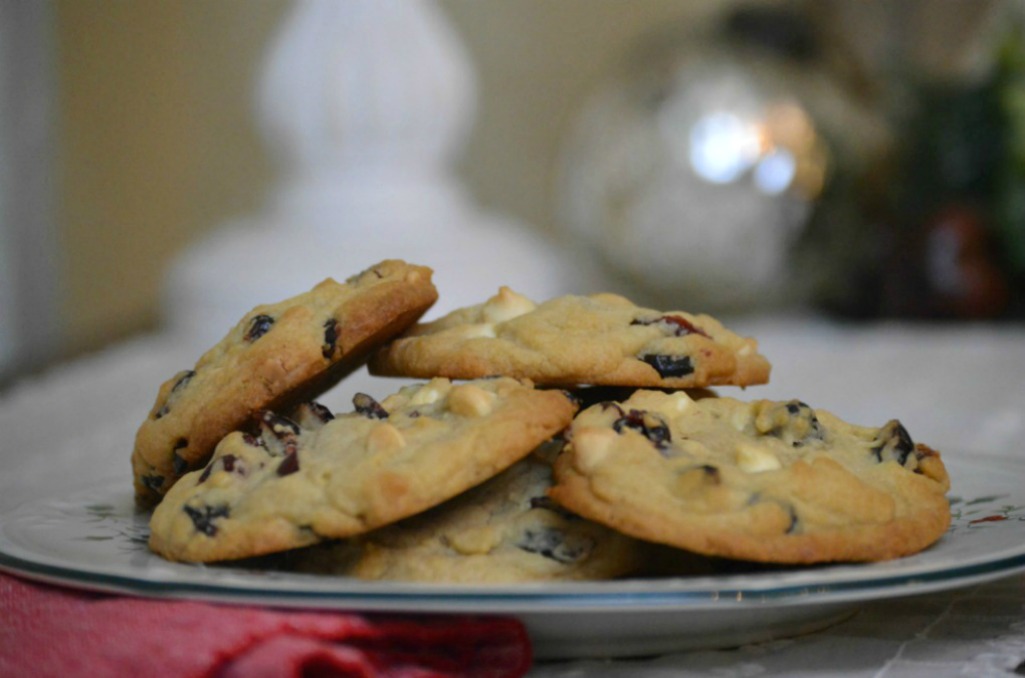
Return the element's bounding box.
[259,0,472,173]
[165,0,577,352]
[257,0,475,226]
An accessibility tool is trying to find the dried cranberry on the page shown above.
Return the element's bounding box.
[640,354,695,378]
[872,420,916,465]
[697,464,721,483]
[199,454,241,483]
[261,411,300,437]
[516,527,593,564]
[244,314,275,342]
[322,318,340,359]
[768,401,825,447]
[785,505,799,534]
[305,402,334,422]
[276,452,300,477]
[353,393,389,419]
[599,402,626,416]
[632,315,710,338]
[172,439,189,475]
[259,411,300,456]
[172,370,195,392]
[171,454,188,475]
[613,409,672,449]
[153,370,195,419]
[184,504,229,536]
[296,401,334,427]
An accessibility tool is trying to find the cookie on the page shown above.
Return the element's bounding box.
[550,390,950,564]
[368,286,770,388]
[148,378,578,562]
[290,456,648,583]
[132,259,439,506]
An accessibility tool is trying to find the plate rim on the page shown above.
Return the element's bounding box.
[2,453,1024,614]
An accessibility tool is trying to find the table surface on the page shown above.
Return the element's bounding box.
[2,318,1025,677]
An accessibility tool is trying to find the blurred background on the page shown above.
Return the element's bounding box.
[2,0,1023,388]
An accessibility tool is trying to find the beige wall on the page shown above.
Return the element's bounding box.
[55,0,287,355]
[52,0,723,358]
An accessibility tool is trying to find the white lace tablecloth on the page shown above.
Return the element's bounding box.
[2,319,1025,677]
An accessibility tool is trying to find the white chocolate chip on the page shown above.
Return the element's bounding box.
[670,391,694,413]
[736,443,782,473]
[447,526,502,555]
[732,407,753,432]
[459,323,497,339]
[482,287,536,324]
[208,472,234,489]
[446,384,497,418]
[409,381,446,407]
[572,429,618,473]
[366,423,407,454]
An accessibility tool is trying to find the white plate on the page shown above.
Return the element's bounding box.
[2,454,1024,659]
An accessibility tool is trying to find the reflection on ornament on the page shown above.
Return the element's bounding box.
[559,40,836,313]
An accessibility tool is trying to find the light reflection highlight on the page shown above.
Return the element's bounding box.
[754,148,796,195]
[682,101,825,199]
[688,112,761,184]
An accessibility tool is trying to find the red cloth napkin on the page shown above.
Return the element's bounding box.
[0,573,532,678]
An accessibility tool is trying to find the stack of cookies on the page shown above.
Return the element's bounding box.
[136,260,951,583]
